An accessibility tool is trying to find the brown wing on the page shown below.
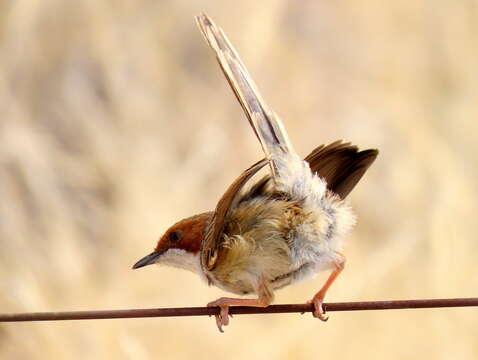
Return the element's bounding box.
[201,159,268,271]
[242,141,378,201]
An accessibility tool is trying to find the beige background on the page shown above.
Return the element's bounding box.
[1,1,477,359]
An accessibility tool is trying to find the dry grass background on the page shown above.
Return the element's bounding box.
[1,1,477,359]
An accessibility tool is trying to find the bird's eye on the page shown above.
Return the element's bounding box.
[169,230,182,243]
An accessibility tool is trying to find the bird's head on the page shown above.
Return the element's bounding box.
[132,212,212,273]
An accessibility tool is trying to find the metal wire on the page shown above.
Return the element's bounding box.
[1,297,477,322]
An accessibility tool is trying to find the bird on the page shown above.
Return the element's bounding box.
[132,13,378,332]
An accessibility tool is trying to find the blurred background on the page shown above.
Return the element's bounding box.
[1,0,477,359]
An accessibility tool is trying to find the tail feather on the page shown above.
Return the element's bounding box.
[196,14,293,179]
[242,141,378,201]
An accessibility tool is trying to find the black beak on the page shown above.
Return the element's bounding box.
[132,251,164,269]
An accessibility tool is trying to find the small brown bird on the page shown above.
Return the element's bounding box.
[133,14,378,332]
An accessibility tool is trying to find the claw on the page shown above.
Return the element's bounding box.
[207,299,231,333]
[205,289,271,332]
[308,298,329,321]
[215,312,225,333]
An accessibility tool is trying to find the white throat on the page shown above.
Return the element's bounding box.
[155,249,206,281]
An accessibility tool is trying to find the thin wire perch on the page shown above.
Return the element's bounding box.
[1,297,477,322]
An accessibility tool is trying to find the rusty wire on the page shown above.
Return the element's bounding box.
[0,297,477,322]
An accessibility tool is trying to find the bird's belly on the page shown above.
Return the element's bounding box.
[283,218,344,285]
[269,254,338,291]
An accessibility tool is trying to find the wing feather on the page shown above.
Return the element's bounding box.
[201,159,268,271]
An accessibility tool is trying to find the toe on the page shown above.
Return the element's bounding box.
[311,299,329,321]
[220,307,230,326]
[215,315,224,333]
[207,300,219,307]
[314,310,329,321]
[208,301,230,333]
[207,298,232,332]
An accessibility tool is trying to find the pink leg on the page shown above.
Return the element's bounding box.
[207,276,273,332]
[310,253,346,321]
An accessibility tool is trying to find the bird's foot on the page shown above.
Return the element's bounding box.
[207,298,232,333]
[308,296,329,321]
[207,292,271,332]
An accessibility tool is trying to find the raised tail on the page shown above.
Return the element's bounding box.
[196,14,293,179]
